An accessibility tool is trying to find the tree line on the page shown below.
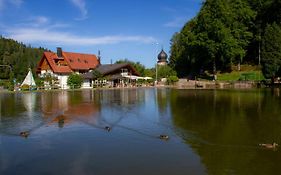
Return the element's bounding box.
[0,36,46,82]
[170,0,281,80]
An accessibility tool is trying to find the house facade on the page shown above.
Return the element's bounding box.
[83,63,142,87]
[37,47,100,89]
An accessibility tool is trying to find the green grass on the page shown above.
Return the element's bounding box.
[217,70,265,81]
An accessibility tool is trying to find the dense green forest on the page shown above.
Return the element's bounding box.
[0,36,45,82]
[170,0,281,79]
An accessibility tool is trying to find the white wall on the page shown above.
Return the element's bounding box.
[58,75,69,89]
[39,71,94,89]
[81,79,91,88]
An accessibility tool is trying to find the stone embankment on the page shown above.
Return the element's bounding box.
[175,79,257,89]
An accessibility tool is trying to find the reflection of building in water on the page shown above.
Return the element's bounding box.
[41,91,68,114]
[81,90,96,102]
[100,89,145,105]
[22,92,37,118]
[40,91,100,128]
[273,88,280,97]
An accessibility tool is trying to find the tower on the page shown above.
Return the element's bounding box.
[157,49,168,66]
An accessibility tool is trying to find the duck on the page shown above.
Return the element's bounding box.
[20,131,29,138]
[159,135,169,140]
[104,126,111,132]
[259,142,279,149]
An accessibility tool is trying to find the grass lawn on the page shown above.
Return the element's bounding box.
[217,70,265,81]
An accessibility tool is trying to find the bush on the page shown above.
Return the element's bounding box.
[67,73,83,89]
[35,78,44,87]
[167,75,179,85]
[157,65,177,80]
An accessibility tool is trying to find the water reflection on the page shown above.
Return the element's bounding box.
[2,88,281,174]
[2,88,205,175]
[0,89,147,136]
[170,89,281,175]
[22,92,37,115]
[40,91,96,128]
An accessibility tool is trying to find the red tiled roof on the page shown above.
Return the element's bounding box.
[38,51,99,74]
[44,52,72,73]
[63,52,99,70]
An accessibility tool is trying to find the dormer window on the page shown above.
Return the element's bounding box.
[78,58,81,62]
[84,60,88,64]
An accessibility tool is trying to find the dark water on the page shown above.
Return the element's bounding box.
[0,88,281,175]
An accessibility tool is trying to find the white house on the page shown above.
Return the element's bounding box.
[36,47,100,89]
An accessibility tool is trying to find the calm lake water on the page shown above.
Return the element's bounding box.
[1,88,281,175]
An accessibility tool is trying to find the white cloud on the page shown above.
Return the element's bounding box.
[4,27,157,46]
[15,16,70,30]
[70,0,88,20]
[34,16,49,25]
[0,0,23,10]
[24,16,49,27]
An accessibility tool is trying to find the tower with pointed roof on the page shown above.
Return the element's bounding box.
[157,49,168,66]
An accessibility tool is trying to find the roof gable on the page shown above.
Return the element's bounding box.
[43,52,72,73]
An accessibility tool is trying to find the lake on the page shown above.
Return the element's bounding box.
[1,88,281,175]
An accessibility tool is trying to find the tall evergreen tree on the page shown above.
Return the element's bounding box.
[261,23,281,79]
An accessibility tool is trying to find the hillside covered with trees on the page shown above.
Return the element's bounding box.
[0,36,46,83]
[170,0,281,80]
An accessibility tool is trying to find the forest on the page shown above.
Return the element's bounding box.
[0,36,45,83]
[169,0,281,79]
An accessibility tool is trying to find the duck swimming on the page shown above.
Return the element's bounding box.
[20,131,29,138]
[259,142,279,149]
[159,135,169,140]
[104,126,111,132]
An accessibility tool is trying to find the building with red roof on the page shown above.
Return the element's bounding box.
[37,47,147,89]
[37,47,100,89]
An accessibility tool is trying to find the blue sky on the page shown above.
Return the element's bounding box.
[0,0,202,68]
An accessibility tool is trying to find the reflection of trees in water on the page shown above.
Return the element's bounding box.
[156,88,170,115]
[0,93,30,117]
[0,92,40,136]
[169,89,281,175]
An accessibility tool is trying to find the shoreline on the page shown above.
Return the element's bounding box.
[0,80,279,94]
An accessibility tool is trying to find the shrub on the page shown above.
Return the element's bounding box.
[167,75,179,85]
[67,73,83,89]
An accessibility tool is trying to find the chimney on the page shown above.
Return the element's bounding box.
[98,50,101,65]
[57,47,62,58]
